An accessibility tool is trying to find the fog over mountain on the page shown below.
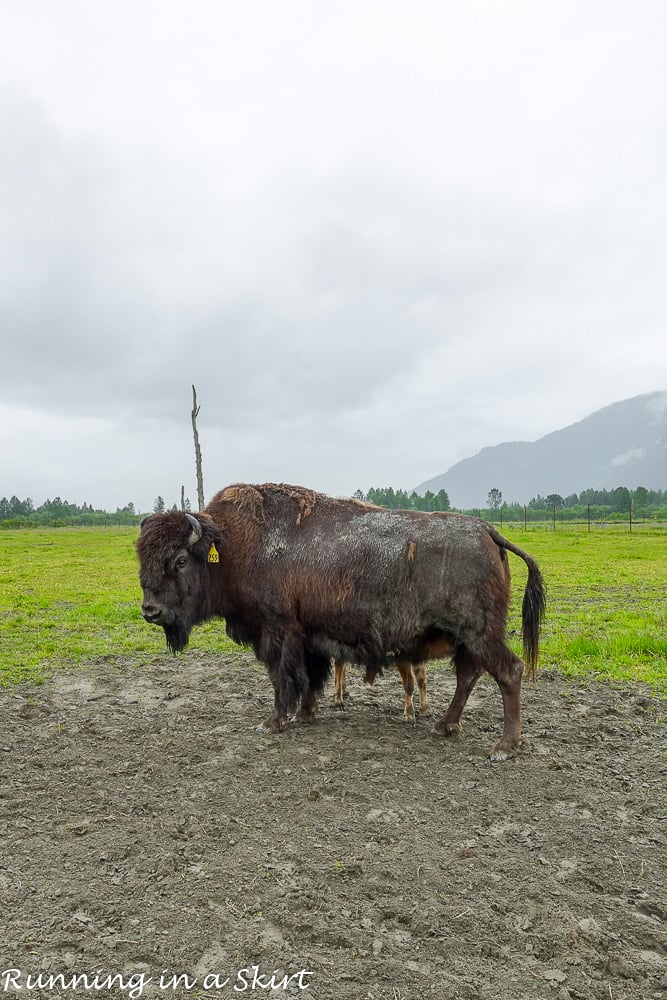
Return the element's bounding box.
[415,392,667,508]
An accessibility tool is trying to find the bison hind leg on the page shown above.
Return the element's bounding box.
[433,646,484,738]
[487,647,528,762]
[489,733,529,762]
[434,639,527,760]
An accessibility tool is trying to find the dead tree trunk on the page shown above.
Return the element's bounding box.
[191,385,205,512]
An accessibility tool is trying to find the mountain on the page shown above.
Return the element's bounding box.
[414,391,667,508]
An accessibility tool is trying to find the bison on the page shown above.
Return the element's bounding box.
[332,658,431,721]
[136,483,546,760]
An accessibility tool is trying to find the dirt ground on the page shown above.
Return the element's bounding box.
[1,652,665,1000]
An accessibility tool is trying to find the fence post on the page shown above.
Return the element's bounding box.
[552,504,556,530]
[629,499,633,534]
[524,505,527,531]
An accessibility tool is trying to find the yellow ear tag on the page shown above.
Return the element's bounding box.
[208,543,220,564]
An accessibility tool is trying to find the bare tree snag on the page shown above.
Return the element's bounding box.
[191,385,205,512]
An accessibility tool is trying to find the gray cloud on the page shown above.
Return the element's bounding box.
[1,1,666,510]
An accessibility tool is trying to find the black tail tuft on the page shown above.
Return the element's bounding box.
[521,557,547,678]
[487,525,546,678]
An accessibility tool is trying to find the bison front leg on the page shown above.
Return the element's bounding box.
[295,691,319,722]
[296,672,320,724]
[413,664,431,717]
[256,706,290,734]
[396,660,416,722]
[332,658,347,711]
[296,650,332,723]
[257,631,307,734]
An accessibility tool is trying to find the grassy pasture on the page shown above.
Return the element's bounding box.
[1,524,665,694]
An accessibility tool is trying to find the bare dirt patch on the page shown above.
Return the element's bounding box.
[1,654,665,999]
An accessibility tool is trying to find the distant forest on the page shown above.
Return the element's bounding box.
[359,485,667,522]
[2,484,666,529]
[0,496,141,528]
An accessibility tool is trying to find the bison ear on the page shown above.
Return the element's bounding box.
[185,513,203,546]
[139,515,152,532]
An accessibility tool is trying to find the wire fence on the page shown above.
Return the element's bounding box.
[474,503,666,533]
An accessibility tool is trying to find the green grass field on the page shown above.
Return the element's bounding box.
[1,525,665,695]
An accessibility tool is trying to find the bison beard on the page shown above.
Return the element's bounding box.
[163,618,192,655]
[136,483,546,759]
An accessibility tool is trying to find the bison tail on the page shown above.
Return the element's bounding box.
[488,526,546,678]
[521,557,546,679]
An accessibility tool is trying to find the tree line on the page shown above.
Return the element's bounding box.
[355,484,667,521]
[0,496,141,529]
[526,485,665,511]
[2,483,666,529]
[357,487,452,511]
[490,485,667,521]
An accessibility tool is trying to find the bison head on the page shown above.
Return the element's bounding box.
[136,511,223,653]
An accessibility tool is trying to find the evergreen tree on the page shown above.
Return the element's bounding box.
[434,489,450,511]
[612,486,631,512]
[487,488,502,511]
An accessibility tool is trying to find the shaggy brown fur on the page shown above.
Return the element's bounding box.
[137,483,546,759]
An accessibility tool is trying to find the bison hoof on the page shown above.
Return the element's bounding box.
[403,709,416,724]
[333,702,346,712]
[420,706,432,719]
[433,719,462,738]
[489,736,528,762]
[255,716,288,734]
[295,707,317,723]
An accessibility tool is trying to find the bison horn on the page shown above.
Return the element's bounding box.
[185,513,202,546]
[139,515,152,532]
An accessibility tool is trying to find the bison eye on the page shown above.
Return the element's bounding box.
[175,555,189,569]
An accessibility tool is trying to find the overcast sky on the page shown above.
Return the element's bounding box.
[1,1,666,513]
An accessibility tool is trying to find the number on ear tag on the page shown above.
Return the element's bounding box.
[208,543,220,564]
